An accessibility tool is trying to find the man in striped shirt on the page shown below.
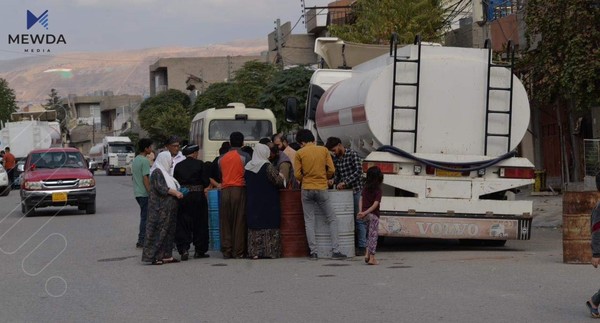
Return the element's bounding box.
[326,137,366,256]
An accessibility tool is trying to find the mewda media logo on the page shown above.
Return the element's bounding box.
[27,10,49,30]
[7,9,67,54]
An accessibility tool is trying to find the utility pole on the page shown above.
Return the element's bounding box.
[274,18,283,69]
[226,55,232,82]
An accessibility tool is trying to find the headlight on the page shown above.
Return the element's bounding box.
[24,181,43,190]
[78,178,95,188]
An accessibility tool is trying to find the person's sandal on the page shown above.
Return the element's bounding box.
[586,301,600,318]
[151,260,163,265]
[162,257,180,264]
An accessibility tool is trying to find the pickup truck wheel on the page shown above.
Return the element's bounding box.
[86,201,96,214]
[21,202,35,217]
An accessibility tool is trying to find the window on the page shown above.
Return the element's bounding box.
[31,152,85,169]
[109,144,134,153]
[208,120,272,141]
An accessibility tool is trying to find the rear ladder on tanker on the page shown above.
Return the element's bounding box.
[389,33,422,152]
[484,40,516,155]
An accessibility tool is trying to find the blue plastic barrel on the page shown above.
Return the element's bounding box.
[207,189,221,251]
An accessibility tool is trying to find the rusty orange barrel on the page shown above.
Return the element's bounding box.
[562,191,600,264]
[279,190,309,257]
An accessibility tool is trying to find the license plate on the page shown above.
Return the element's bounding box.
[436,169,463,177]
[52,192,68,202]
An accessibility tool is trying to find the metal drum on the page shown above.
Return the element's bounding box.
[280,189,309,257]
[207,189,221,251]
[315,190,355,258]
[563,191,599,263]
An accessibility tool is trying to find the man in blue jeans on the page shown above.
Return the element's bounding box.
[294,130,347,260]
[325,137,366,256]
[132,138,153,248]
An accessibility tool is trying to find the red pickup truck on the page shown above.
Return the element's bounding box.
[20,147,96,216]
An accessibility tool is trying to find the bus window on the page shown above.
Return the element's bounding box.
[190,119,204,148]
[209,120,272,141]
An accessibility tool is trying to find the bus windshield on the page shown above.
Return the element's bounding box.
[209,120,273,141]
[109,144,134,154]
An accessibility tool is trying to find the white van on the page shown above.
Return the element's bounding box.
[189,103,277,161]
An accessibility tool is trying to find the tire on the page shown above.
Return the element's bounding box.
[0,186,10,196]
[21,202,35,217]
[86,201,96,214]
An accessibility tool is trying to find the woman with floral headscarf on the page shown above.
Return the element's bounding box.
[142,151,184,265]
[245,143,285,259]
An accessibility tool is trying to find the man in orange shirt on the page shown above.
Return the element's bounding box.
[218,132,251,259]
[294,130,347,260]
[3,147,16,185]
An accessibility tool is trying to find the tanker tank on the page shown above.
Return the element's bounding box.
[314,44,530,158]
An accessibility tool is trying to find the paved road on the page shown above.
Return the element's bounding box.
[0,175,595,322]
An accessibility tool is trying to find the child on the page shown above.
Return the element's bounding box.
[357,166,383,265]
[587,201,600,317]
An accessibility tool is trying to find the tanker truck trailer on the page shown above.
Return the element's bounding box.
[289,37,534,245]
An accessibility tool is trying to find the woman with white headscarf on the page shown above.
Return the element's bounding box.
[142,151,184,265]
[244,143,285,259]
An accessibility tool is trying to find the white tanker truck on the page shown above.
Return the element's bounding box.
[287,36,534,245]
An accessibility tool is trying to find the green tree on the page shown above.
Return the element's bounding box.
[0,78,18,123]
[523,0,600,111]
[328,0,447,44]
[192,82,235,114]
[43,88,69,134]
[259,66,313,132]
[231,61,278,106]
[139,89,192,144]
[523,0,600,181]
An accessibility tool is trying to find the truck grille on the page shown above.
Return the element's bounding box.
[118,155,127,167]
[43,179,79,189]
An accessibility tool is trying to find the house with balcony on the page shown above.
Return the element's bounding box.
[61,92,143,154]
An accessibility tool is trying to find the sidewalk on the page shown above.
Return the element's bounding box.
[528,193,562,228]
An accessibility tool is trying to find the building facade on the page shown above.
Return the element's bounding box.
[61,92,143,154]
[149,55,265,96]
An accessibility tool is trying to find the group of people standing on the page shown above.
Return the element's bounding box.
[131,130,384,266]
[133,136,210,265]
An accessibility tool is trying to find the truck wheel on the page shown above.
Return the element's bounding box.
[459,239,506,247]
[0,186,10,196]
[484,240,507,247]
[21,202,35,217]
[86,201,96,214]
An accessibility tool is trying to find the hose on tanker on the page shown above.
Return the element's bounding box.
[375,145,517,172]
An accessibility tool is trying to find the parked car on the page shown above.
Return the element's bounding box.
[12,160,25,188]
[20,147,96,216]
[0,164,10,196]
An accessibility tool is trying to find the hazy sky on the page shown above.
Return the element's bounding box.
[0,0,331,60]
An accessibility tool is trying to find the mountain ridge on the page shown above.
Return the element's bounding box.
[0,38,267,105]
